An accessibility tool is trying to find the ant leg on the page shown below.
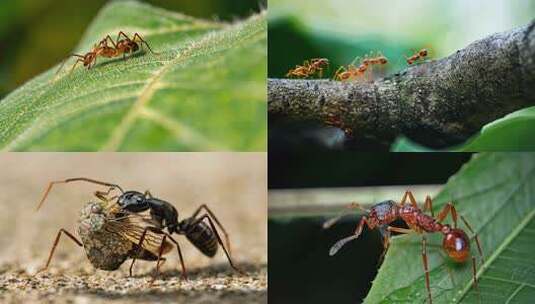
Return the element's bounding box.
[421,235,433,304]
[56,54,84,75]
[387,226,413,234]
[128,226,161,277]
[88,57,98,70]
[102,35,118,49]
[132,33,159,55]
[159,233,187,279]
[190,204,233,256]
[333,66,345,80]
[130,227,188,280]
[378,226,413,264]
[435,202,458,228]
[195,214,244,275]
[423,195,434,217]
[323,202,368,229]
[378,232,390,264]
[329,216,371,256]
[149,234,168,283]
[69,58,85,74]
[116,31,131,42]
[399,190,419,209]
[471,256,481,303]
[37,229,82,273]
[36,177,123,211]
[128,227,149,277]
[460,215,485,263]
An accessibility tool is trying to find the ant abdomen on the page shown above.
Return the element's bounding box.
[442,228,470,262]
[183,220,218,257]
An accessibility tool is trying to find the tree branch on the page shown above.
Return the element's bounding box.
[268,20,535,147]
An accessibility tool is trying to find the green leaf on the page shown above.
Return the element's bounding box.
[0,0,267,151]
[364,153,535,303]
[390,137,434,152]
[391,106,535,152]
[458,106,535,151]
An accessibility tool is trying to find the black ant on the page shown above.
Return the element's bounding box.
[36,177,243,279]
[56,31,159,75]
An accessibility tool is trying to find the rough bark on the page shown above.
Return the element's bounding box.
[268,20,535,147]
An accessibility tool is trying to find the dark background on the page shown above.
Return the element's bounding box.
[268,152,472,304]
[0,0,265,99]
[269,152,472,189]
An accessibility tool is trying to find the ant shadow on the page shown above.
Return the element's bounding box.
[95,51,147,68]
[75,262,266,300]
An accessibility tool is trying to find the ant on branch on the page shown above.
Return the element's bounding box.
[333,64,366,81]
[56,31,159,75]
[286,58,329,78]
[334,53,388,81]
[406,48,428,65]
[324,191,484,304]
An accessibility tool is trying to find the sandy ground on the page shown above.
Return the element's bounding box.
[0,153,267,304]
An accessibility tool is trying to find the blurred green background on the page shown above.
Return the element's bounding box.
[268,0,535,151]
[0,0,265,99]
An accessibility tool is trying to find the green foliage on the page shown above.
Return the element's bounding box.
[392,106,535,152]
[459,106,535,151]
[0,0,267,151]
[365,153,535,303]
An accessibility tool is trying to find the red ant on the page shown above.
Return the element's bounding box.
[324,191,484,304]
[406,48,428,65]
[334,53,388,81]
[286,58,329,78]
[56,31,159,75]
[333,64,365,81]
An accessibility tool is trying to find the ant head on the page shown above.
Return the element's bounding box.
[117,191,146,209]
[378,57,388,64]
[420,49,428,56]
[315,58,329,65]
[442,227,470,262]
[83,53,95,66]
[131,42,139,52]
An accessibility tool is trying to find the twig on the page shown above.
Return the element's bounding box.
[268,20,535,147]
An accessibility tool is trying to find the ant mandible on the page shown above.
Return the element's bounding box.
[56,31,159,75]
[324,191,484,304]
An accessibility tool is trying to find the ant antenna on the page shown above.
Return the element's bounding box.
[36,177,124,211]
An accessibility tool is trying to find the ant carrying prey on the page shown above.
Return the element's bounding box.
[324,191,484,304]
[56,31,159,75]
[36,177,243,279]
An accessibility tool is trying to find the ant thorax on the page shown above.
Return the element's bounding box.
[77,201,132,271]
[369,200,398,224]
